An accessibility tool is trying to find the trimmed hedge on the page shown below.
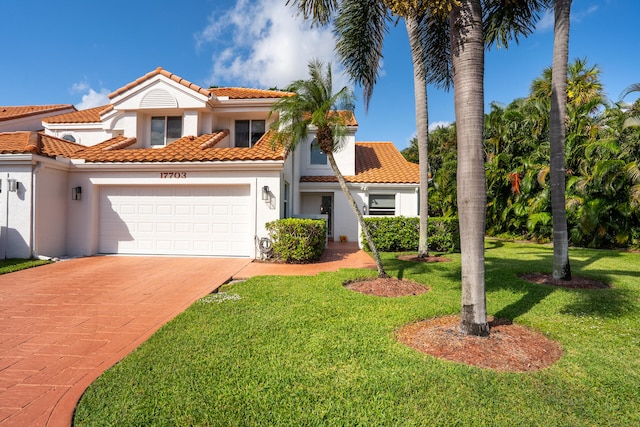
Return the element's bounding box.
[362,216,460,253]
[265,218,327,263]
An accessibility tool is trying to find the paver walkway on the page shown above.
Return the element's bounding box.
[0,243,375,426]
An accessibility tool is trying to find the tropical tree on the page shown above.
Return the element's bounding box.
[548,0,572,280]
[449,0,490,336]
[269,59,390,278]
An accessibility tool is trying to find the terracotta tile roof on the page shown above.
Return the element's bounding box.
[301,142,419,184]
[76,130,285,163]
[42,105,111,124]
[109,67,211,99]
[0,132,85,158]
[0,105,75,122]
[334,110,357,126]
[210,87,293,99]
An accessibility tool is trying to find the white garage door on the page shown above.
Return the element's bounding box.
[99,185,251,256]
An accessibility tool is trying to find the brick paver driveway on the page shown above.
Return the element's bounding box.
[0,256,251,427]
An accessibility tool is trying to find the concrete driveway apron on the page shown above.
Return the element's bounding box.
[0,255,251,427]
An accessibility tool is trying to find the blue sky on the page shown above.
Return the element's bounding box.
[1,0,637,150]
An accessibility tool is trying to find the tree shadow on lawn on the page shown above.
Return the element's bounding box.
[485,253,638,320]
[387,244,637,321]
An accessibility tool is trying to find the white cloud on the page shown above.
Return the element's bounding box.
[70,81,110,110]
[536,10,554,32]
[429,121,451,131]
[195,0,349,91]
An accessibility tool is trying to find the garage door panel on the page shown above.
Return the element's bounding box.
[99,185,250,256]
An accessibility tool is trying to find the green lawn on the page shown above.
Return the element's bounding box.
[0,259,50,275]
[74,241,640,426]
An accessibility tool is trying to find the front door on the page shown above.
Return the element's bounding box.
[320,195,333,238]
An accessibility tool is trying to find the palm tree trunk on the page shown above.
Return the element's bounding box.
[450,0,489,336]
[550,0,572,280]
[406,15,430,259]
[326,151,390,278]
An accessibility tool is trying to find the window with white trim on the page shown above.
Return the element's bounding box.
[235,119,265,147]
[369,194,396,216]
[151,116,182,146]
[310,139,327,165]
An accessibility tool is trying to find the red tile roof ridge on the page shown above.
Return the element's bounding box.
[199,130,229,149]
[74,131,285,163]
[0,104,76,122]
[25,132,41,153]
[108,67,210,99]
[103,136,137,151]
[0,131,85,157]
[210,87,294,99]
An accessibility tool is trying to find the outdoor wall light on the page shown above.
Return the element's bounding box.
[261,185,270,201]
[72,186,82,201]
[7,179,18,192]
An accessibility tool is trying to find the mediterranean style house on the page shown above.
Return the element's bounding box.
[0,67,419,259]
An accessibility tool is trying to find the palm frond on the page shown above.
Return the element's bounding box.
[335,0,391,109]
[619,83,640,101]
[623,116,640,129]
[483,0,550,50]
[286,0,338,26]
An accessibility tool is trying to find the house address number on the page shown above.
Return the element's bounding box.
[160,172,187,179]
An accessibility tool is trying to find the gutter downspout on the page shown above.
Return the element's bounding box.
[31,161,43,259]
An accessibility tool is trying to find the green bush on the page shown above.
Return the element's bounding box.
[265,218,327,263]
[362,216,460,253]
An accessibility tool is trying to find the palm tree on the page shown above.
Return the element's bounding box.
[450,0,489,336]
[269,59,390,278]
[549,0,572,280]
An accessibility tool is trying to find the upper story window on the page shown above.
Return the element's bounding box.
[151,116,182,146]
[235,119,265,147]
[310,139,328,165]
[369,194,396,216]
[61,134,76,143]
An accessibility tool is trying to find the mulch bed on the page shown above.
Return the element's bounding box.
[397,315,563,372]
[344,277,429,297]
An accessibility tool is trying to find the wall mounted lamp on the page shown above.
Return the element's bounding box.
[72,186,82,201]
[261,185,270,201]
[7,179,18,192]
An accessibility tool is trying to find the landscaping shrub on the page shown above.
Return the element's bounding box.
[363,216,460,253]
[265,218,327,263]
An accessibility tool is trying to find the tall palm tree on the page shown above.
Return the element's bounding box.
[450,0,489,336]
[269,59,390,278]
[549,0,572,280]
[407,14,431,258]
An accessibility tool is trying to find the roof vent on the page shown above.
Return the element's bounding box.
[140,89,177,109]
